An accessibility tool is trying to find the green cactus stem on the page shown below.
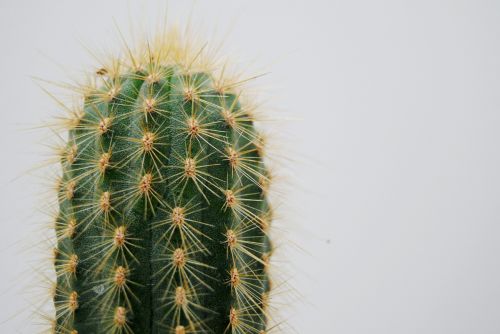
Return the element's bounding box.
[53,34,273,334]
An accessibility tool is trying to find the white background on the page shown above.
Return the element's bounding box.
[1,0,500,333]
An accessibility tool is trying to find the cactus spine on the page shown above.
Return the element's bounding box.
[52,32,273,334]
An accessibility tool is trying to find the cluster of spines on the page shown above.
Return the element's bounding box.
[50,38,275,334]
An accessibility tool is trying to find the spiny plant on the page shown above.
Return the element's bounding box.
[48,28,277,334]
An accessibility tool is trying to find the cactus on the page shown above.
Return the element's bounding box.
[52,32,273,334]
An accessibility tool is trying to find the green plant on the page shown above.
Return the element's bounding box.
[52,32,273,334]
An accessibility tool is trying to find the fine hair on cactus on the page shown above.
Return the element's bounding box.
[43,22,283,334]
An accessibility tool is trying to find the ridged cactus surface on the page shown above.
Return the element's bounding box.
[53,38,273,334]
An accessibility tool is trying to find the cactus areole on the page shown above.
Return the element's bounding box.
[53,33,273,334]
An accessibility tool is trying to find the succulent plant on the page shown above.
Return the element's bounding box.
[52,30,273,334]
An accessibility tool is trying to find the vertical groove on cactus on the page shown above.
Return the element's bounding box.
[52,32,274,334]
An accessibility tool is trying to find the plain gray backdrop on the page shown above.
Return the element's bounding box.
[1,0,499,333]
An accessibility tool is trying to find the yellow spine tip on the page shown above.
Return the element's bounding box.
[226,229,237,249]
[98,117,111,134]
[184,158,197,178]
[175,286,187,307]
[229,307,239,327]
[171,207,185,227]
[114,266,127,287]
[139,173,153,194]
[114,306,127,327]
[142,131,155,152]
[225,190,236,208]
[172,248,186,268]
[230,267,240,287]
[65,181,76,200]
[68,291,78,312]
[113,226,126,247]
[187,117,200,137]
